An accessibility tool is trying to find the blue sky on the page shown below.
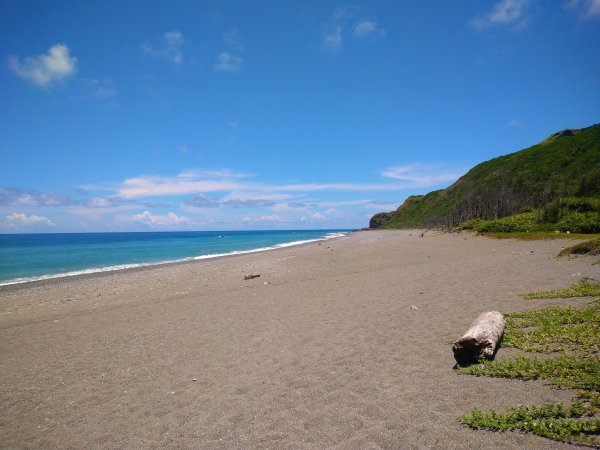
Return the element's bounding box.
[1,0,599,232]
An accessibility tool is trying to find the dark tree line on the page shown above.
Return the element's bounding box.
[429,181,573,229]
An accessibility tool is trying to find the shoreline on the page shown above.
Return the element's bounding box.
[1,230,597,449]
[0,231,348,290]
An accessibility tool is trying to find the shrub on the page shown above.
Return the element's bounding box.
[558,238,600,256]
[468,211,542,233]
[544,197,600,224]
[556,212,600,233]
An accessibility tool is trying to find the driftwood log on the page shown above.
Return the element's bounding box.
[452,311,506,365]
[244,274,261,280]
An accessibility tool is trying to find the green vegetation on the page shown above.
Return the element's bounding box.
[476,232,600,240]
[458,197,600,234]
[559,238,600,256]
[460,402,599,446]
[523,279,600,299]
[457,282,600,445]
[459,210,541,233]
[370,123,600,229]
[502,301,600,354]
[461,355,600,391]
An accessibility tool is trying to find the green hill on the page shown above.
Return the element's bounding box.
[370,123,600,229]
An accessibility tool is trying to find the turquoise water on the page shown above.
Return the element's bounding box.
[0,230,349,285]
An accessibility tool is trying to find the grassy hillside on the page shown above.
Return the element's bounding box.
[370,123,600,229]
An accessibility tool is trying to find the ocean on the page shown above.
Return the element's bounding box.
[0,229,349,286]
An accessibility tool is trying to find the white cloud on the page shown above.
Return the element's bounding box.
[9,43,77,87]
[67,204,139,221]
[566,0,600,19]
[215,52,242,72]
[270,203,301,212]
[504,118,522,128]
[117,175,240,199]
[223,28,245,51]
[381,164,463,186]
[320,5,357,52]
[129,211,192,227]
[0,188,72,206]
[83,78,117,99]
[241,214,283,224]
[333,5,360,21]
[177,169,250,179]
[300,212,327,223]
[142,31,184,64]
[353,20,386,38]
[13,194,37,206]
[470,0,528,29]
[223,191,291,201]
[362,200,401,210]
[321,25,343,52]
[86,165,467,205]
[321,7,385,51]
[182,194,221,208]
[4,212,55,227]
[316,199,373,208]
[97,169,460,200]
[88,197,113,207]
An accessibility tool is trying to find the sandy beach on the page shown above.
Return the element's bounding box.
[0,230,597,449]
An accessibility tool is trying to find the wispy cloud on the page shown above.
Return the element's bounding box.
[565,0,600,19]
[92,167,461,201]
[118,175,240,199]
[215,52,242,72]
[321,6,385,51]
[178,169,250,179]
[504,118,522,128]
[215,27,244,72]
[470,0,528,29]
[183,193,278,209]
[182,194,221,208]
[225,198,276,208]
[223,28,245,51]
[87,197,114,207]
[321,6,351,52]
[333,5,360,21]
[122,211,192,227]
[67,203,139,221]
[0,187,72,206]
[303,212,326,222]
[322,25,343,52]
[142,31,184,64]
[241,214,284,224]
[3,212,55,228]
[362,200,401,210]
[381,164,463,186]
[9,43,77,87]
[269,182,436,192]
[353,19,386,38]
[82,78,117,99]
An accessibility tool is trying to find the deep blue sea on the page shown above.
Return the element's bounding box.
[0,229,349,286]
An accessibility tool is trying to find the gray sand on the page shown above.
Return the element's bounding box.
[0,230,597,449]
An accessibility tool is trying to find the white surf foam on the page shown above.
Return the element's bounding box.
[0,232,347,287]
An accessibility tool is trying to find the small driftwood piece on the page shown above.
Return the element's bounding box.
[452,311,505,365]
[244,274,260,280]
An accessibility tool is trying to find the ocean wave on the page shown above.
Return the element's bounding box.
[0,232,347,287]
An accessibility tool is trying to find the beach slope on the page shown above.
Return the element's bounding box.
[0,231,596,449]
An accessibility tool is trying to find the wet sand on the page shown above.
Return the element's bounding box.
[0,230,597,449]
